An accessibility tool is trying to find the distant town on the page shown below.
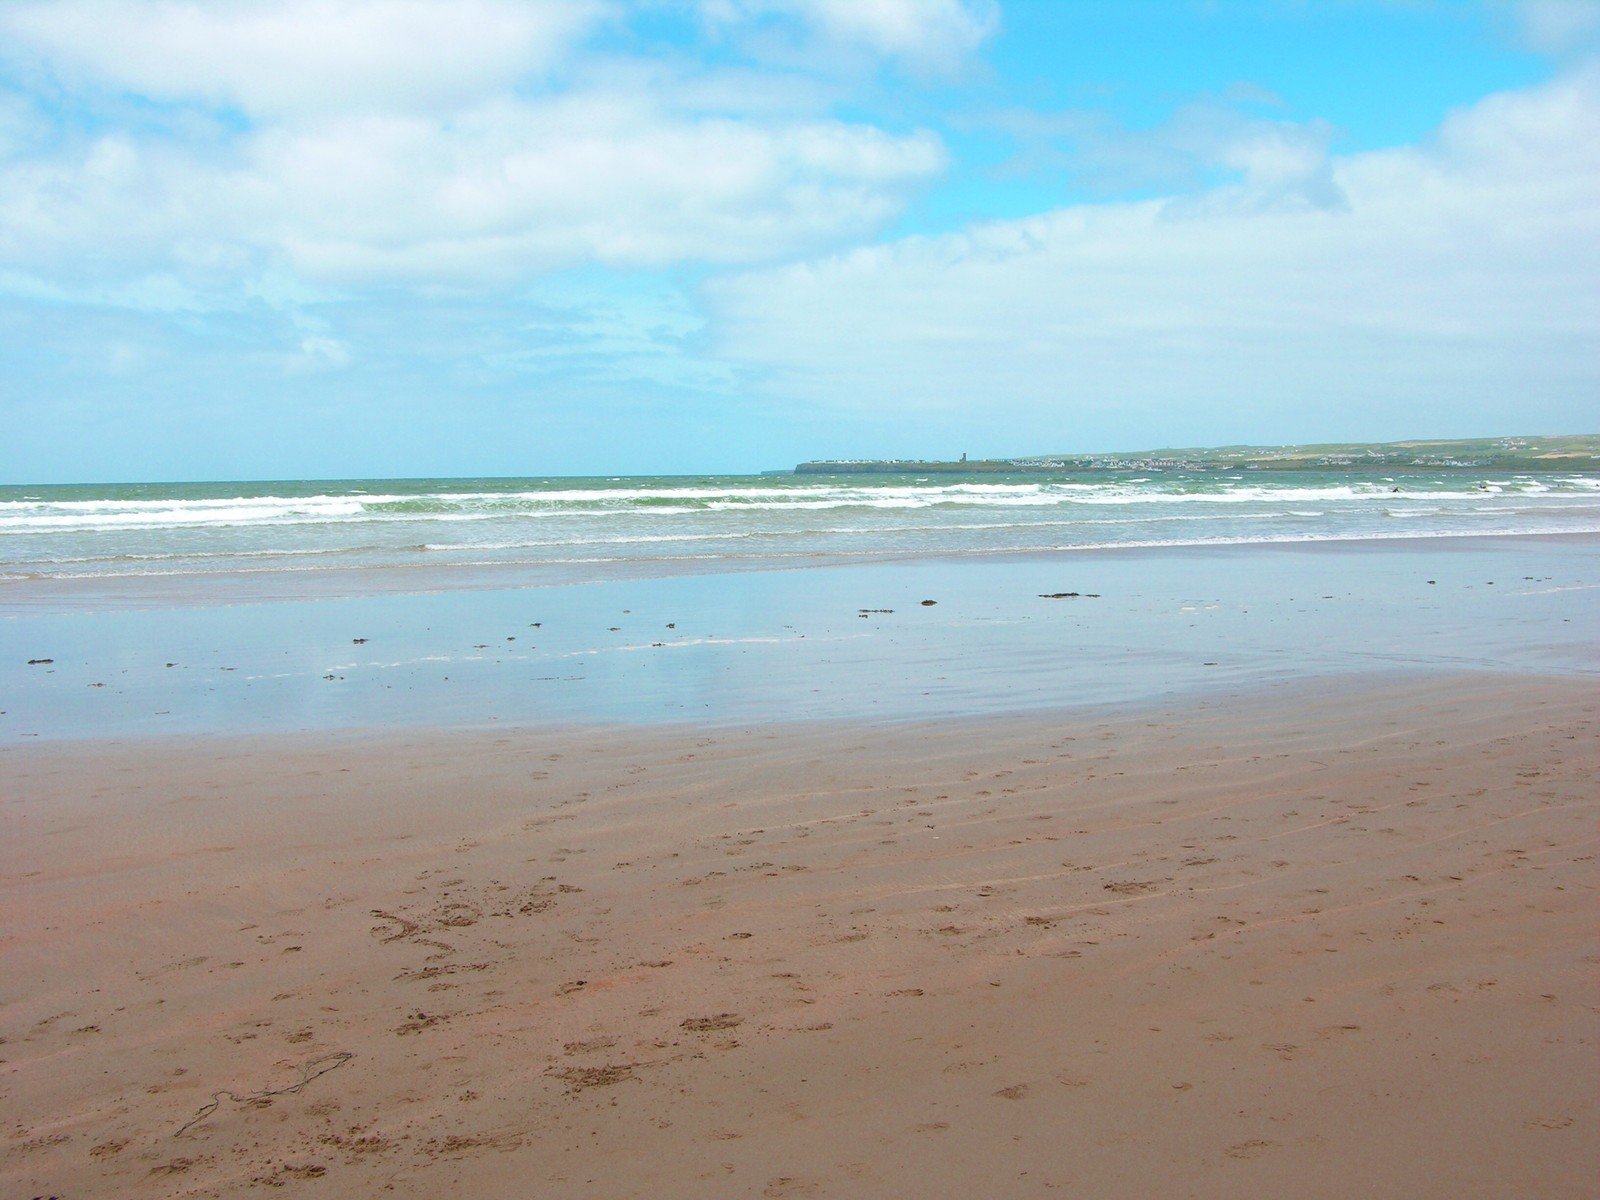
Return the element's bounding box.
[790,434,1600,475]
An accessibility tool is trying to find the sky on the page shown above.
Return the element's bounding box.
[1,0,1597,482]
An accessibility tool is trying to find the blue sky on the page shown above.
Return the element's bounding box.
[1,0,1596,482]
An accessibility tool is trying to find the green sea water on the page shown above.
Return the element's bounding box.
[4,469,1597,590]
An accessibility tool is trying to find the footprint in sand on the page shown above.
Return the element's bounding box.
[550,1063,638,1093]
[763,1178,820,1197]
[395,1010,447,1035]
[1224,1140,1276,1160]
[681,1014,743,1032]
[256,1164,328,1185]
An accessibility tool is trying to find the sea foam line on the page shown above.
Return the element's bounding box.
[13,522,1599,582]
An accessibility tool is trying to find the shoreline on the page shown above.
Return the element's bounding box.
[6,532,1596,744]
[5,527,1599,611]
[5,671,1596,1197]
[2,660,1591,753]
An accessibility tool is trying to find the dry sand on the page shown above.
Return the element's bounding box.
[3,672,1597,1198]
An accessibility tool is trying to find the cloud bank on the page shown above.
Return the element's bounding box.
[0,0,962,287]
[708,64,1600,444]
[0,0,1595,479]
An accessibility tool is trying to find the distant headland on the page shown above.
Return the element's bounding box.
[791,434,1600,475]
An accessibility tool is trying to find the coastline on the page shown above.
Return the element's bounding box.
[6,526,1599,611]
[5,1,1597,1192]
[5,529,1597,1195]
[5,531,1596,743]
[5,671,1596,1197]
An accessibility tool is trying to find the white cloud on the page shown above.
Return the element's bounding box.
[292,334,352,370]
[0,100,943,283]
[261,101,944,279]
[0,88,45,158]
[707,65,1600,441]
[700,0,997,69]
[1512,0,1600,54]
[480,276,738,392]
[792,0,997,65]
[987,95,1345,210]
[2,0,602,117]
[0,1,948,287]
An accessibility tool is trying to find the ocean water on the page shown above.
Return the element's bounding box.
[5,470,1597,740]
[3,469,1599,592]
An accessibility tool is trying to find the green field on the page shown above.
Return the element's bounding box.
[794,434,1600,474]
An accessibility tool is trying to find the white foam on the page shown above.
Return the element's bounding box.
[5,476,1592,535]
[7,471,1596,583]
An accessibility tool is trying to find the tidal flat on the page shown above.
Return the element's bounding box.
[4,533,1597,741]
[3,533,1597,1198]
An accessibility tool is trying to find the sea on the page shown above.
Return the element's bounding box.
[5,469,1598,740]
[4,468,1599,590]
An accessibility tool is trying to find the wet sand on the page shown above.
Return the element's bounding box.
[3,671,1596,1197]
[8,533,1598,740]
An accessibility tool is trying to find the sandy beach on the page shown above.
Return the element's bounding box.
[4,670,1596,1198]
[6,1,1599,1192]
